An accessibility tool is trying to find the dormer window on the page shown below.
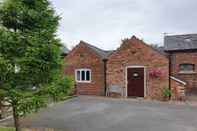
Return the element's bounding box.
[179,64,195,73]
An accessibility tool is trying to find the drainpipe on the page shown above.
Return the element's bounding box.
[103,59,108,96]
[169,53,172,99]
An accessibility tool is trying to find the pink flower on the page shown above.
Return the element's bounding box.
[149,69,163,78]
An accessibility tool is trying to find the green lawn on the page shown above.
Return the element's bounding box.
[0,127,59,131]
[0,127,15,131]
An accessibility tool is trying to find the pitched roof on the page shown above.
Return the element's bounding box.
[80,41,113,59]
[164,34,197,51]
[154,46,168,56]
[129,36,168,58]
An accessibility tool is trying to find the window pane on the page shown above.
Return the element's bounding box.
[86,71,90,81]
[188,65,194,70]
[180,64,195,71]
[81,70,85,81]
[77,71,80,81]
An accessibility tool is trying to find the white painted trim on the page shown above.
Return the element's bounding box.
[125,66,146,98]
[170,76,186,85]
[75,69,91,83]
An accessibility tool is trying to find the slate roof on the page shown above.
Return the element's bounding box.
[164,34,197,51]
[154,46,168,56]
[80,41,113,59]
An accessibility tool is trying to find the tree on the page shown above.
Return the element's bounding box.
[0,0,73,131]
[150,44,163,50]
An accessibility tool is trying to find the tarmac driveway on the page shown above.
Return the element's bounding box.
[10,96,197,131]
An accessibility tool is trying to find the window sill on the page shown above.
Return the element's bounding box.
[76,81,91,83]
[178,71,197,75]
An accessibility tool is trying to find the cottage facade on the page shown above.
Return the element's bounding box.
[64,41,112,95]
[107,36,169,100]
[64,34,196,100]
[165,34,197,99]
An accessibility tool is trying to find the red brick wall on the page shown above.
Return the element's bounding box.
[107,37,169,100]
[170,78,186,100]
[64,42,105,96]
[170,52,197,92]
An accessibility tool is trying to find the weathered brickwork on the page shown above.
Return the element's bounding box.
[170,78,186,101]
[107,37,169,100]
[170,52,197,92]
[64,42,105,96]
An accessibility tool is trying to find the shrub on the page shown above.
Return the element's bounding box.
[48,76,74,101]
[163,87,171,98]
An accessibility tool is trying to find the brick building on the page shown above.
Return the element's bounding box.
[106,36,169,100]
[164,34,197,99]
[64,35,195,100]
[64,41,112,95]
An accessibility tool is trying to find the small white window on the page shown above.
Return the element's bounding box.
[179,64,195,72]
[75,69,91,83]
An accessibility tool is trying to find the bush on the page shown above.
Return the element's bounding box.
[48,76,74,101]
[163,87,171,98]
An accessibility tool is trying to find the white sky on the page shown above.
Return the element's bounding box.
[50,0,197,50]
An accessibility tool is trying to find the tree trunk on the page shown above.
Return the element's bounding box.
[13,106,21,131]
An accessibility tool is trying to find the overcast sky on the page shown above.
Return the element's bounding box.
[50,0,197,50]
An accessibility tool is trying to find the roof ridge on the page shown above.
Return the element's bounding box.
[80,40,113,59]
[166,33,197,37]
[80,40,110,51]
[132,36,168,58]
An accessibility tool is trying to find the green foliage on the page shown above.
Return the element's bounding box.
[163,87,171,98]
[0,127,15,131]
[0,0,73,130]
[150,44,160,49]
[48,76,74,101]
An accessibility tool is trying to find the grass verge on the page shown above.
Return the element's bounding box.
[0,127,15,131]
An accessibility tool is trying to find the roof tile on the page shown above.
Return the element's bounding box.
[164,34,197,51]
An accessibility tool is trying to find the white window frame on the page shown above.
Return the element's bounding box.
[179,63,195,73]
[75,69,91,83]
